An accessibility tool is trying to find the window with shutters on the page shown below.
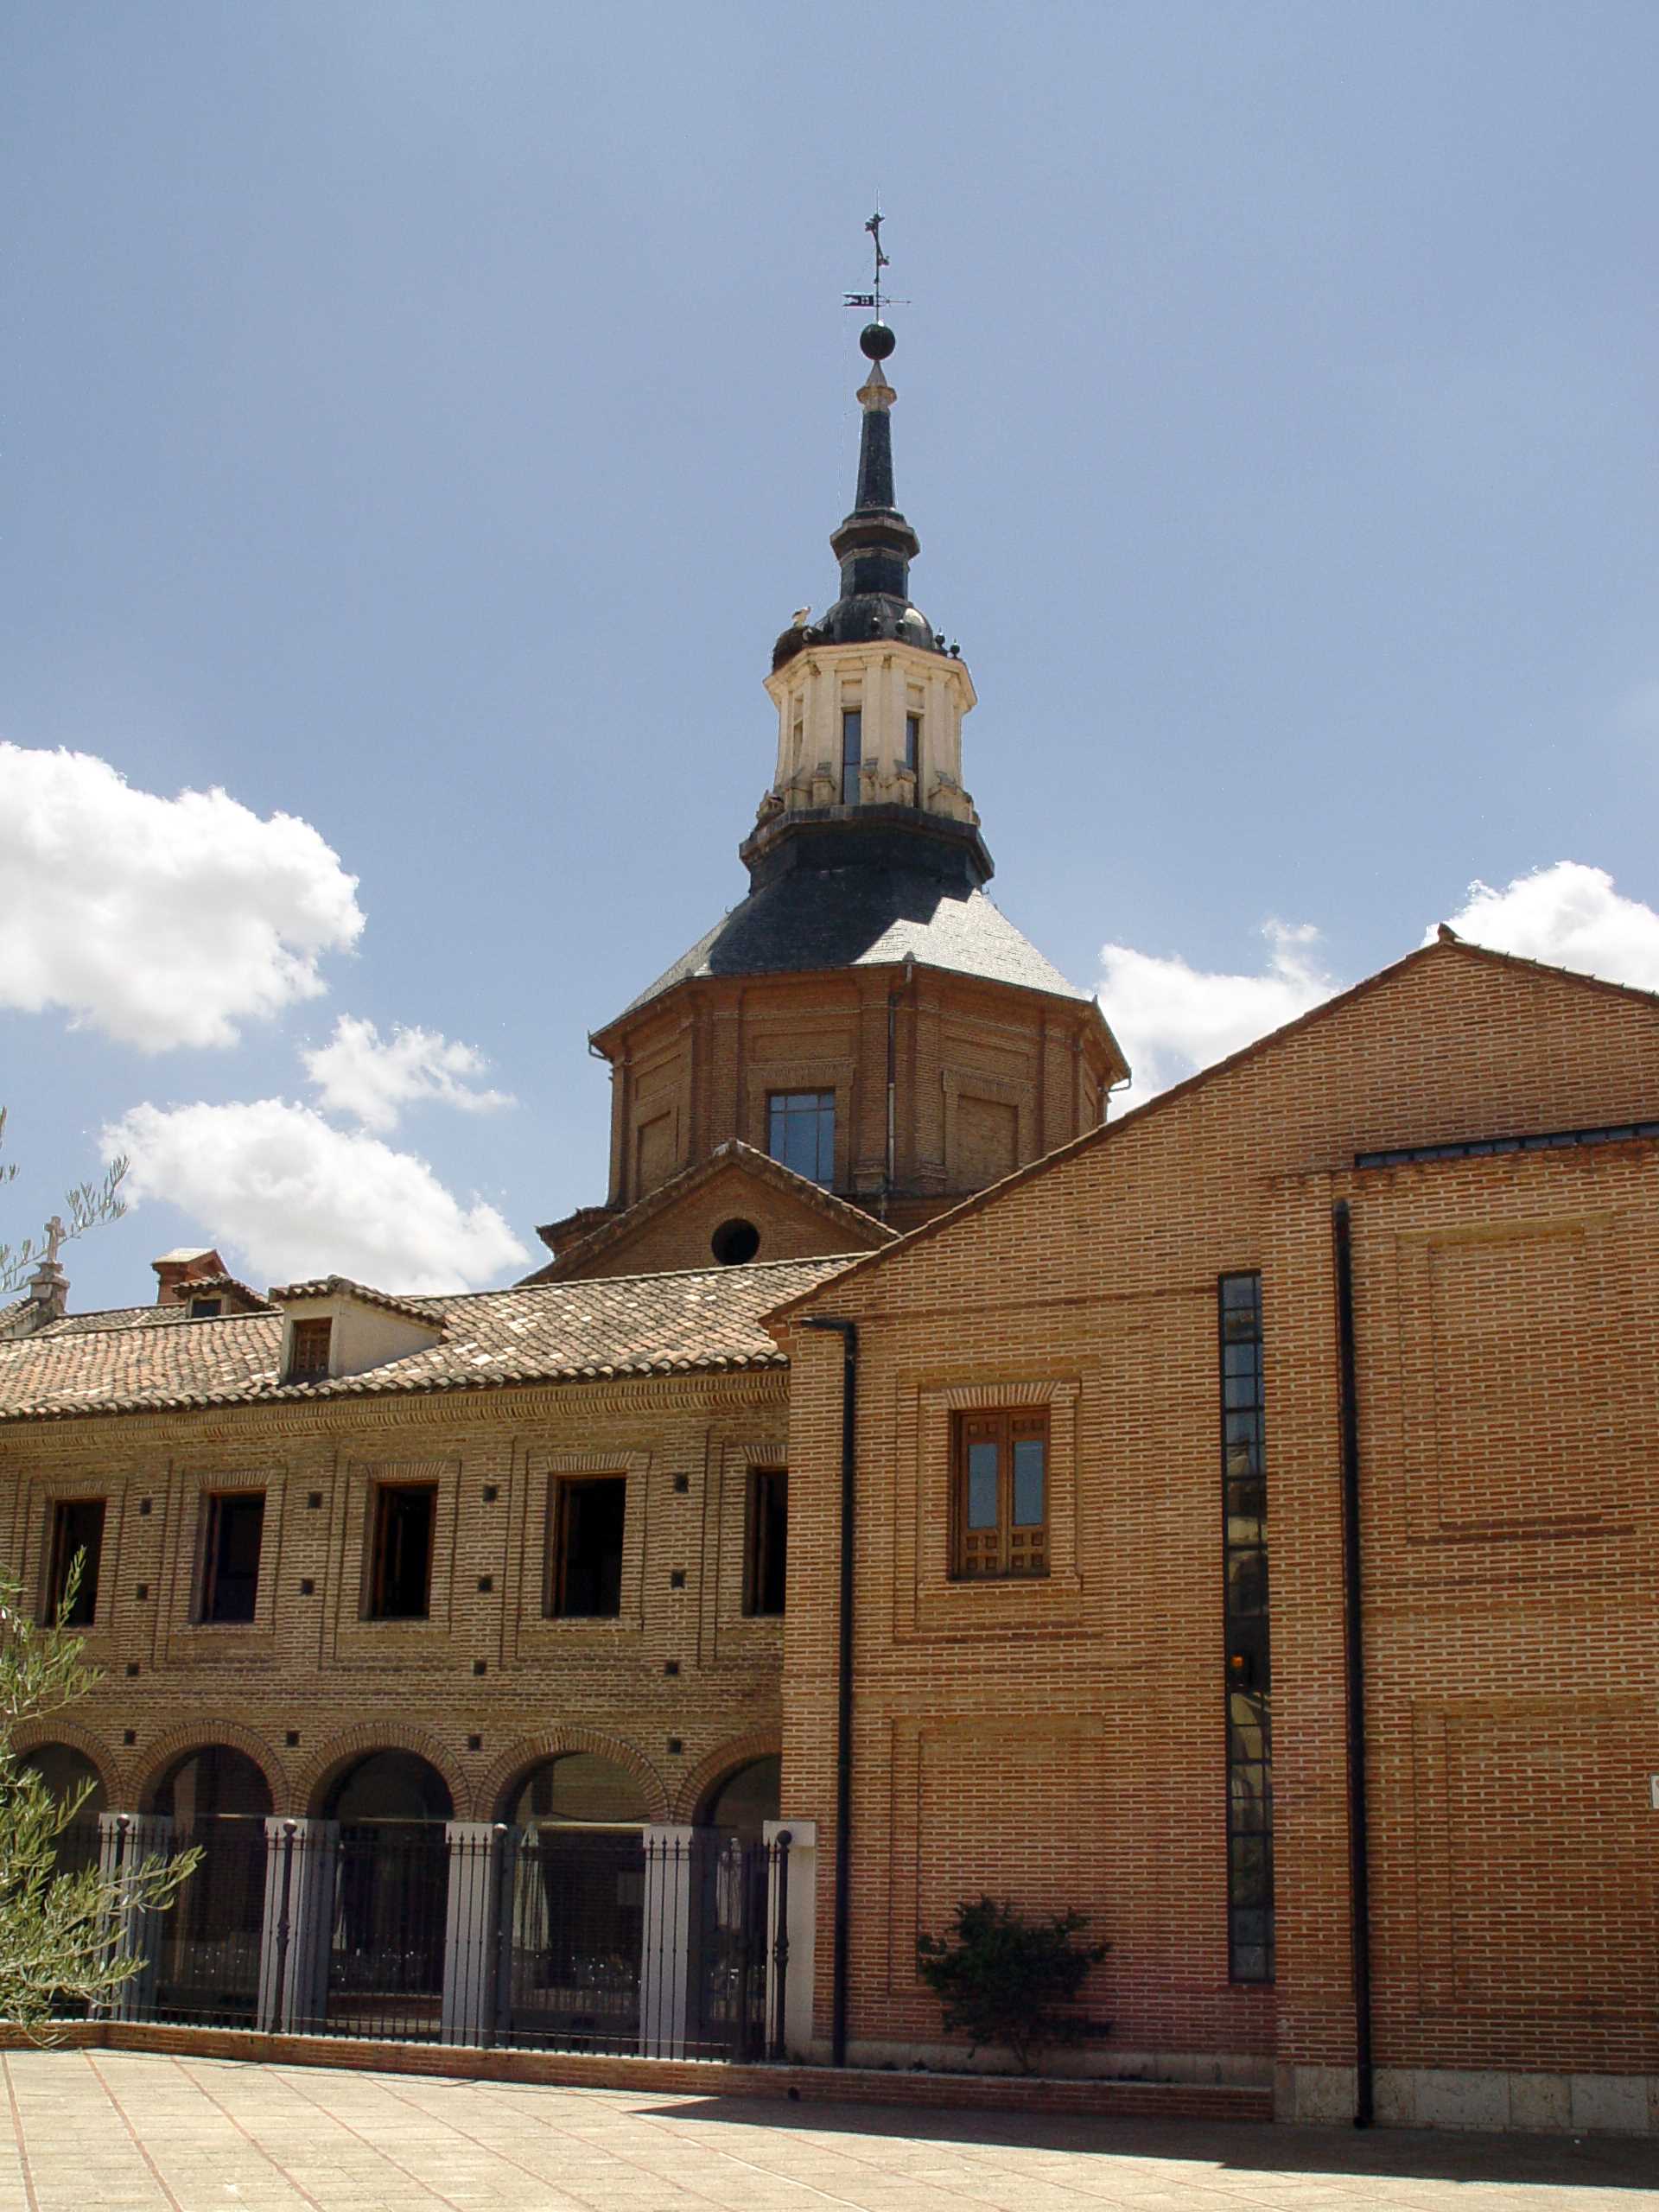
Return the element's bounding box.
[287,1318,332,1382]
[366,1482,436,1619]
[951,1409,1049,1579]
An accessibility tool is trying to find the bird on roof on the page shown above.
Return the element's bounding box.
[791,605,811,627]
[1436,923,1461,944]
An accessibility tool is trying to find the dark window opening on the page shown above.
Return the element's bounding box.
[1219,1271,1274,1983]
[200,1492,265,1624]
[840,708,861,804]
[768,1090,836,1186]
[189,1296,222,1319]
[951,1410,1048,1580]
[47,1498,105,1626]
[710,1217,761,1266]
[368,1483,436,1620]
[905,712,921,799]
[746,1468,788,1617]
[550,1477,626,1618]
[288,1317,332,1382]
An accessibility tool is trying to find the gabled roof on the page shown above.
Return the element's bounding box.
[268,1274,440,1325]
[761,935,1659,1329]
[0,1255,861,1425]
[519,1141,896,1285]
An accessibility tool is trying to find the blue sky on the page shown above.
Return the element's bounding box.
[3,3,1657,1306]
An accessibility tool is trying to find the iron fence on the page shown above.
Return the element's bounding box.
[60,1817,794,2062]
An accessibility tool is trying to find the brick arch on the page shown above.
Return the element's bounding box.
[480,1727,669,1826]
[671,1728,782,1824]
[10,1718,119,1807]
[294,1724,468,1821]
[131,1720,286,1815]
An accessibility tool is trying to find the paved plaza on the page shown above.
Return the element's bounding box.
[1,2051,1654,2212]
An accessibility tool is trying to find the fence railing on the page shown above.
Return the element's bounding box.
[78,1816,795,2062]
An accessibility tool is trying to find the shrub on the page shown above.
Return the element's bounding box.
[916,1894,1109,2074]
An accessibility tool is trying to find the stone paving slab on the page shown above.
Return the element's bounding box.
[1,2051,1654,2212]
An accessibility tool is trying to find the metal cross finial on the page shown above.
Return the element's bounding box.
[843,206,907,321]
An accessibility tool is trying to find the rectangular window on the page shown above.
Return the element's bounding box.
[1219,1272,1274,1982]
[189,1295,222,1319]
[367,1482,436,1620]
[288,1317,332,1382]
[840,709,861,804]
[951,1410,1049,1579]
[905,712,921,799]
[550,1476,626,1618]
[199,1492,265,1624]
[745,1467,788,1617]
[47,1498,105,1626]
[767,1090,836,1186]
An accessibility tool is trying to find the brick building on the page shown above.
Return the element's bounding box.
[1,314,1655,2133]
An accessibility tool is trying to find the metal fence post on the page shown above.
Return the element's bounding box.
[763,1816,817,2063]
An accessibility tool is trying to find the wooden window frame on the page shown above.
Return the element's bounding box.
[547,1474,627,1620]
[744,1466,788,1618]
[365,1480,437,1621]
[197,1490,266,1626]
[287,1317,332,1382]
[951,1408,1050,1580]
[46,1497,106,1626]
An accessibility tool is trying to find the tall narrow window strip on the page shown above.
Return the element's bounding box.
[841,709,861,804]
[1218,1272,1274,1982]
[745,1467,788,1617]
[905,712,921,798]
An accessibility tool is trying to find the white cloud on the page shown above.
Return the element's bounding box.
[303,1015,514,1132]
[1099,920,1341,1098]
[105,1099,528,1294]
[1101,861,1659,1103]
[0,745,364,1051]
[1433,861,1659,990]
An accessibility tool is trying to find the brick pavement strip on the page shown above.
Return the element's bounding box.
[1,2054,1656,2212]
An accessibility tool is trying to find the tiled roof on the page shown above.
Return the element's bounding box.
[519,1141,895,1285]
[613,868,1096,1020]
[0,1255,860,1424]
[268,1275,439,1325]
[164,1274,275,1313]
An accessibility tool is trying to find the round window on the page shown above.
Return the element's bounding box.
[710,1217,761,1266]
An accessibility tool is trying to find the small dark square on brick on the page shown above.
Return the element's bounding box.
[138,1497,152,1516]
[122,1728,137,1746]
[473,1658,487,1676]
[664,1659,680,1676]
[477,1574,493,1592]
[135,1583,148,1602]
[124,1662,140,1678]
[667,1737,683,1756]
[285,1730,300,1748]
[467,1734,482,1752]
[482,1484,499,1503]
[306,1491,323,1510]
[673,1473,690,1493]
[670,1569,686,1589]
[300,1578,315,1596]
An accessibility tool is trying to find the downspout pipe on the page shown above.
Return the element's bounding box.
[1332,1200,1374,2127]
[801,1314,858,2068]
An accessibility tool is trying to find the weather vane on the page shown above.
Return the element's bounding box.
[843,207,907,324]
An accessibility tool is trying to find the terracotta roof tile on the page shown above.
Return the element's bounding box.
[0,1255,859,1424]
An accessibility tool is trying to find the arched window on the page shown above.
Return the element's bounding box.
[151,1745,272,1826]
[502,1752,645,1829]
[324,1750,454,1826]
[700,1755,780,1843]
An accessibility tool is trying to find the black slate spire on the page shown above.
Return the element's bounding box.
[811,321,939,656]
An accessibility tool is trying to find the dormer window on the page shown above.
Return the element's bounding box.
[189,1296,222,1319]
[288,1318,333,1382]
[841,709,862,804]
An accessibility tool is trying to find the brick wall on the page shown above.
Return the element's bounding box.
[778,944,1659,2085]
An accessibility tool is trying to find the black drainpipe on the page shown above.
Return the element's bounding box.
[1332,1200,1374,2127]
[801,1314,857,2068]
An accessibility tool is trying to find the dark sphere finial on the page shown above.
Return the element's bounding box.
[859,321,896,361]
